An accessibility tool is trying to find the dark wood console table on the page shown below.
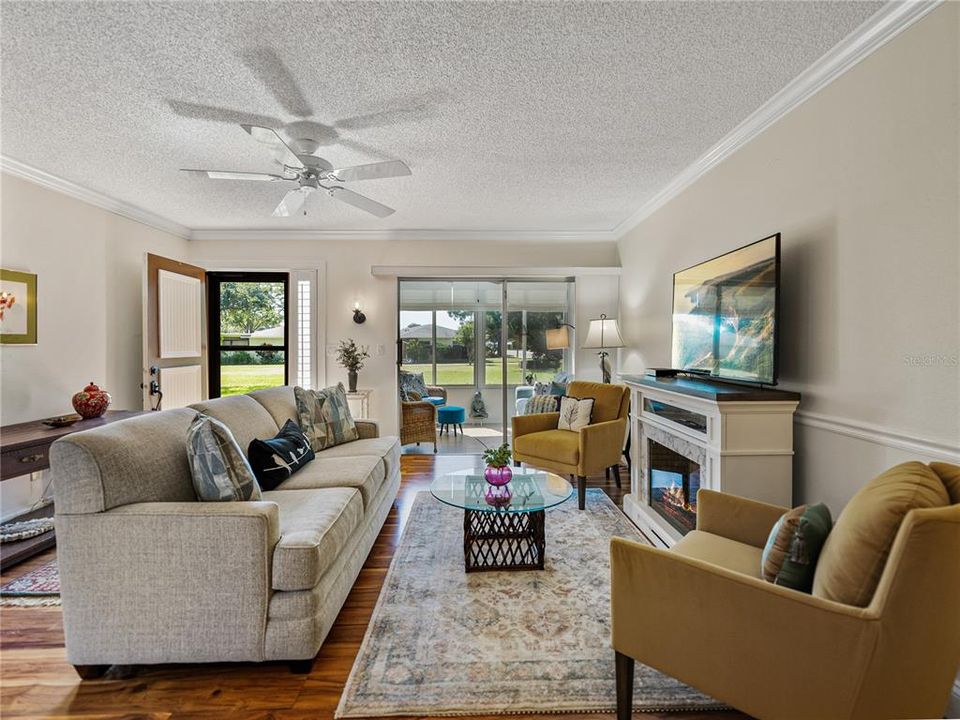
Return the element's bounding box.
[1,410,144,569]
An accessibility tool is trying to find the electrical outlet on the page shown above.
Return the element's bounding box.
[377,344,385,356]
[326,344,338,356]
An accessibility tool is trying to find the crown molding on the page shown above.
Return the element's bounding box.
[188,228,617,242]
[370,265,621,277]
[0,155,191,239]
[611,0,943,240]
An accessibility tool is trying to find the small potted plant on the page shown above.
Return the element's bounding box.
[336,338,371,393]
[482,443,513,487]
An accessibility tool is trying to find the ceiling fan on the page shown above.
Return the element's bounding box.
[181,124,411,218]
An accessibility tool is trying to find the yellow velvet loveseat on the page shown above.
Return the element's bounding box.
[511,381,629,510]
[610,461,960,720]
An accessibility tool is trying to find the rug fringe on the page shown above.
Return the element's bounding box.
[336,704,731,718]
[0,596,61,607]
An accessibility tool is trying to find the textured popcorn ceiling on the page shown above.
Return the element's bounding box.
[0,1,882,234]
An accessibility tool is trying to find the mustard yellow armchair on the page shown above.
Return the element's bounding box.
[611,470,960,720]
[512,381,629,510]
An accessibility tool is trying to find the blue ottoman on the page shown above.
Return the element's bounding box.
[437,405,465,437]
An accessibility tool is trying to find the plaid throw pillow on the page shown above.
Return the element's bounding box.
[524,394,559,415]
[187,413,262,501]
[295,383,359,451]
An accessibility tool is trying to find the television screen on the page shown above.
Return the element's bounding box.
[671,234,779,385]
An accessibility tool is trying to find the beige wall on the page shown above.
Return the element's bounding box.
[0,172,189,519]
[187,239,621,435]
[617,5,959,511]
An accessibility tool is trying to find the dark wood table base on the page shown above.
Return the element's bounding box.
[462,509,545,572]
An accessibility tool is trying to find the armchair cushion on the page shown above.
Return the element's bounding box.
[558,396,594,431]
[398,371,430,401]
[264,487,363,591]
[813,461,949,607]
[513,429,579,466]
[761,503,832,592]
[672,530,763,579]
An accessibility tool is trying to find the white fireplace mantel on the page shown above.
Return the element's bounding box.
[620,373,800,548]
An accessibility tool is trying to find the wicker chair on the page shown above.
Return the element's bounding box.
[400,385,447,453]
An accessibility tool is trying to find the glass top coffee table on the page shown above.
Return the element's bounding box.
[430,467,573,572]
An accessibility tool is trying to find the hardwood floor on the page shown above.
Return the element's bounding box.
[0,455,748,720]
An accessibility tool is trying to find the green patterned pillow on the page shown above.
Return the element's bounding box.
[295,383,359,451]
[187,413,262,502]
[761,503,832,592]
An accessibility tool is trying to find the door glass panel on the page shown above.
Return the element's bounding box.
[483,310,506,386]
[219,350,286,396]
[399,309,435,384]
[210,274,288,398]
[436,311,474,387]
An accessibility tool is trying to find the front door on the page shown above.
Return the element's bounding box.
[143,253,207,410]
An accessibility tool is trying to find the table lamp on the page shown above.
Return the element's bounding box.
[582,313,624,383]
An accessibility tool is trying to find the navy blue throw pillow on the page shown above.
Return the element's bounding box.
[247,419,315,491]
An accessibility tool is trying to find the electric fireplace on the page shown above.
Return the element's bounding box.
[647,439,700,535]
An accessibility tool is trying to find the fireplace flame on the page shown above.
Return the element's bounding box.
[663,481,692,511]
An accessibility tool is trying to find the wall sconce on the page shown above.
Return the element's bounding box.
[353,302,366,324]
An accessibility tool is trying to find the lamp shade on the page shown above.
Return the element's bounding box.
[582,315,624,349]
[545,327,571,350]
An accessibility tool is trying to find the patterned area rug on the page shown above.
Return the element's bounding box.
[0,560,61,607]
[336,489,726,717]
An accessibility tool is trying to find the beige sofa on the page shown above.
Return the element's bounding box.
[50,386,400,677]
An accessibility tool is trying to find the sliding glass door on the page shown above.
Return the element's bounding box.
[398,278,574,454]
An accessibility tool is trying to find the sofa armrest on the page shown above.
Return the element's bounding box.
[696,489,788,547]
[610,537,877,720]
[426,385,447,401]
[512,412,561,438]
[578,418,626,473]
[356,419,379,438]
[56,501,280,664]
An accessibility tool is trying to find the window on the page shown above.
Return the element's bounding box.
[297,279,311,388]
[208,272,289,397]
[400,310,435,384]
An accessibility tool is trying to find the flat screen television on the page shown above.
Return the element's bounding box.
[671,234,780,385]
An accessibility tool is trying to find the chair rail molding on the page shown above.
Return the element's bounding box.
[611,0,943,238]
[794,410,960,463]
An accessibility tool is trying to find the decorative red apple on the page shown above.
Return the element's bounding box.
[72,381,111,419]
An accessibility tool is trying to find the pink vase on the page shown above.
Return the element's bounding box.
[485,483,512,508]
[484,465,513,487]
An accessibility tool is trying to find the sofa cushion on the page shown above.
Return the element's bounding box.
[248,419,315,491]
[673,530,763,579]
[189,395,279,459]
[929,462,960,504]
[263,487,363,591]
[295,384,359,451]
[187,414,262,502]
[513,429,579,466]
[318,436,401,479]
[813,461,949,607]
[248,386,299,428]
[275,455,384,509]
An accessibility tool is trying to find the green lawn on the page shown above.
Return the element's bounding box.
[221,364,285,396]
[403,358,559,387]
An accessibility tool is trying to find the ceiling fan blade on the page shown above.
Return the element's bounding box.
[328,187,395,218]
[181,169,287,181]
[329,160,412,183]
[241,124,304,169]
[273,187,311,217]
